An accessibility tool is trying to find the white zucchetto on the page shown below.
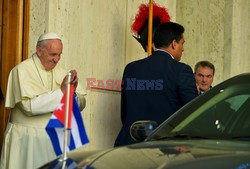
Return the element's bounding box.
[37,32,61,42]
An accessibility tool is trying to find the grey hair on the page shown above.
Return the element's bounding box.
[36,40,46,48]
[194,61,215,74]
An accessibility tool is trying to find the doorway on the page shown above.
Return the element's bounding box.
[0,0,29,151]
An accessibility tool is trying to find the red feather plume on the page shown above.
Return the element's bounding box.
[131,3,171,35]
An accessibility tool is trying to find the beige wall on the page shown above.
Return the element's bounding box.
[28,0,250,150]
[177,0,250,85]
[229,0,250,77]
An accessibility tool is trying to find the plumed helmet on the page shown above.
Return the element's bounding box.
[131,3,171,52]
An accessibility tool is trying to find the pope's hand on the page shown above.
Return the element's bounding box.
[69,70,78,91]
[60,70,78,92]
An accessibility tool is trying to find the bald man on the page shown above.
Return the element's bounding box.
[0,32,86,169]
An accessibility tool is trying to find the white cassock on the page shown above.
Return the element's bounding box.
[0,53,86,169]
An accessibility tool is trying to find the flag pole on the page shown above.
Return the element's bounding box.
[63,72,71,161]
[147,0,153,56]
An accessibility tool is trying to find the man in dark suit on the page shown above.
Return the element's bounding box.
[114,22,198,147]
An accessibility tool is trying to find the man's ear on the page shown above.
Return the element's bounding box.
[36,46,42,56]
[171,40,177,49]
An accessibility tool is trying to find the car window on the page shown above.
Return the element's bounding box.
[173,94,250,137]
[148,80,250,141]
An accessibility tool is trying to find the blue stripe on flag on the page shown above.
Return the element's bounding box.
[46,127,63,156]
[73,97,89,144]
[69,134,76,150]
[47,118,64,128]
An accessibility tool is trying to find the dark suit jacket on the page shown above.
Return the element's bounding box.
[114,51,198,147]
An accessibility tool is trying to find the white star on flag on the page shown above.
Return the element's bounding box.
[56,103,64,111]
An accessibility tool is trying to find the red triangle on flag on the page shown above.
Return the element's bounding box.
[54,85,74,129]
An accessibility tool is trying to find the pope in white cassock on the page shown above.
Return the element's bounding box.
[0,32,86,169]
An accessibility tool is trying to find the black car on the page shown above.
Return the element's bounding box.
[39,73,250,169]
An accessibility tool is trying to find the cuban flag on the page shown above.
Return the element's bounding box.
[46,85,89,156]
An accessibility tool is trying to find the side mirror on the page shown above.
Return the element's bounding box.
[130,120,158,142]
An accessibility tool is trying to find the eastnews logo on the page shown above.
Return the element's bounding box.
[86,78,163,90]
